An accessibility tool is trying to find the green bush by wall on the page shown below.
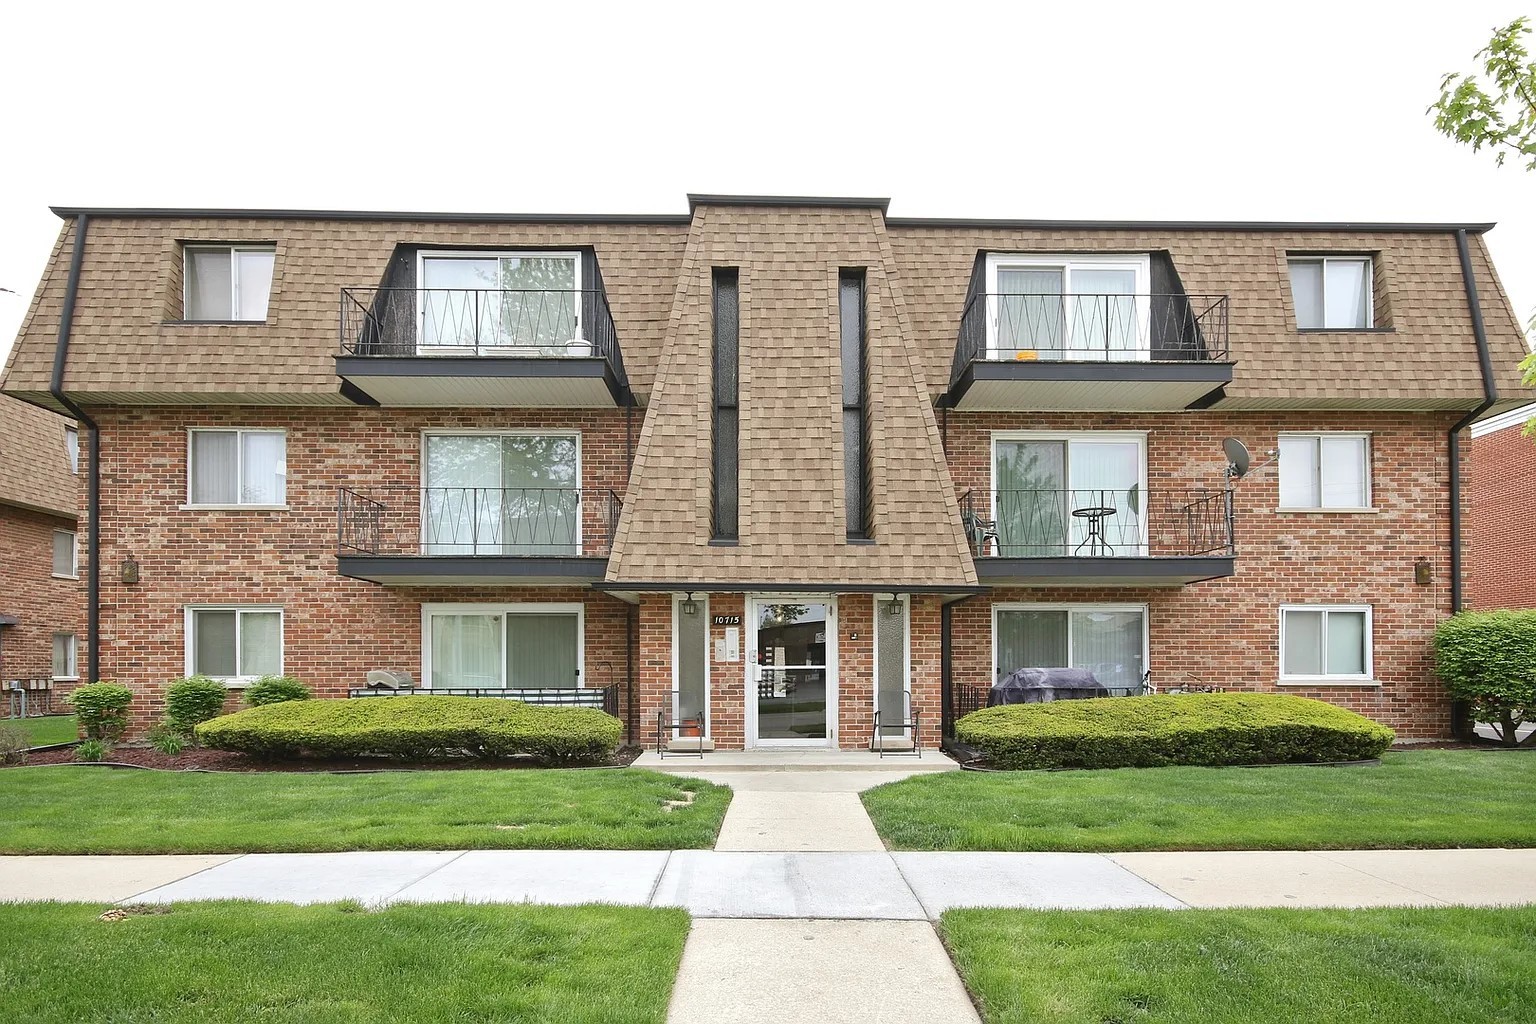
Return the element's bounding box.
[197,696,621,764]
[1434,610,1536,746]
[955,692,1394,770]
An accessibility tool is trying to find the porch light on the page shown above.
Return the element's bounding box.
[884,595,902,616]
[681,593,698,615]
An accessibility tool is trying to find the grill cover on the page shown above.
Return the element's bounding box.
[988,667,1108,705]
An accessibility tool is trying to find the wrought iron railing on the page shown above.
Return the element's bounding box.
[339,286,628,387]
[951,292,1230,382]
[336,486,621,557]
[959,487,1234,558]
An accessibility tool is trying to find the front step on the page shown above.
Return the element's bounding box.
[634,749,957,772]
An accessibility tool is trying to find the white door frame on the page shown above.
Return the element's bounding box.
[744,594,839,748]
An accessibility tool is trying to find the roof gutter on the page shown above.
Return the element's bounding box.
[1448,228,1500,616]
[47,214,99,685]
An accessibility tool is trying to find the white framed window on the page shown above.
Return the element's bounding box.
[1279,605,1373,682]
[184,245,276,321]
[52,530,78,578]
[417,250,583,353]
[422,603,585,690]
[421,430,581,555]
[984,253,1152,361]
[673,594,710,734]
[1288,256,1372,329]
[186,428,287,508]
[64,426,79,474]
[991,431,1148,556]
[185,606,283,683]
[52,633,78,681]
[1278,433,1371,510]
[993,603,1149,692]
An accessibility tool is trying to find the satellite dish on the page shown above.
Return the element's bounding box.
[1223,437,1251,479]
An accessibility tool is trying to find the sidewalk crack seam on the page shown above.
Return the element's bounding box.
[380,850,470,905]
[1308,851,1449,906]
[120,853,250,905]
[646,850,674,906]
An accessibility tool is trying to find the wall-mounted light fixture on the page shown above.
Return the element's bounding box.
[681,592,698,615]
[120,553,140,585]
[1414,559,1433,586]
[884,593,903,616]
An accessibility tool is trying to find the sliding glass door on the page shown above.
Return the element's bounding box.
[993,435,1144,556]
[422,433,580,555]
[418,252,581,353]
[994,605,1147,691]
[425,604,583,689]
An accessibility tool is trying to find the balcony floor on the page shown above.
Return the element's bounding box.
[337,554,610,586]
[975,555,1235,587]
[948,360,1233,412]
[335,355,626,408]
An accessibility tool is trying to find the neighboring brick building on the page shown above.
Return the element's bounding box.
[1,197,1530,744]
[0,393,82,713]
[1468,402,1536,610]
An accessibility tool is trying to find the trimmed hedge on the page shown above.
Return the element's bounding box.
[1434,610,1536,746]
[196,696,621,764]
[245,675,313,707]
[956,693,1394,770]
[164,676,229,735]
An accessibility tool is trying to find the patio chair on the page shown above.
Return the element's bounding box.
[655,708,707,759]
[871,690,922,758]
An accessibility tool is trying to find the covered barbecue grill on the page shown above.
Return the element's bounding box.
[988,667,1109,705]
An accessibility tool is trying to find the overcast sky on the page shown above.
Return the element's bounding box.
[2,1,1534,371]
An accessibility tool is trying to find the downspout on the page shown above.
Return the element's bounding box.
[47,215,99,685]
[1447,228,1499,737]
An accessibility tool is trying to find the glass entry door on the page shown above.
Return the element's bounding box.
[750,599,835,745]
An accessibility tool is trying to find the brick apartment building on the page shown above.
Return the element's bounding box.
[1,196,1529,744]
[1468,402,1536,610]
[0,393,82,711]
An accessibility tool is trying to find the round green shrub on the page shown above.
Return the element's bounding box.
[66,682,133,741]
[955,692,1394,770]
[245,675,312,707]
[196,696,621,764]
[1434,610,1536,746]
[164,676,229,736]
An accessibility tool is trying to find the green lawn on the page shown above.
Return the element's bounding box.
[0,902,689,1024]
[9,714,77,746]
[863,750,1536,851]
[941,906,1536,1024]
[0,767,729,854]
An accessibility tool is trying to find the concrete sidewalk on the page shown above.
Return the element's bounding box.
[5,848,1534,912]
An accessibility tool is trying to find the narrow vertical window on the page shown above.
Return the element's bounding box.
[840,269,870,539]
[712,269,739,540]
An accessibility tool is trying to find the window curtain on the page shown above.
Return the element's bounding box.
[186,249,233,320]
[1068,268,1137,359]
[1326,611,1367,675]
[995,268,1063,357]
[995,610,1069,682]
[1289,261,1325,328]
[234,251,274,321]
[995,440,1067,556]
[1324,260,1369,328]
[1278,436,1320,507]
[1319,436,1367,508]
[52,532,75,576]
[194,610,238,677]
[431,614,502,688]
[191,431,239,504]
[1070,610,1144,689]
[240,432,285,505]
[421,258,498,348]
[507,613,578,688]
[240,612,282,677]
[1067,441,1141,552]
[1283,610,1326,675]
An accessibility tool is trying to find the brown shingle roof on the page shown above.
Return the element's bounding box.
[605,205,978,587]
[0,394,78,518]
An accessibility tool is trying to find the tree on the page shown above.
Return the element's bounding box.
[1429,17,1536,413]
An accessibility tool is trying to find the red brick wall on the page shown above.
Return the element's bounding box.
[89,405,634,735]
[942,409,1461,738]
[1468,421,1536,610]
[0,504,82,708]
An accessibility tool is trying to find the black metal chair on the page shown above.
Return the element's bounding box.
[655,709,707,760]
[871,690,922,758]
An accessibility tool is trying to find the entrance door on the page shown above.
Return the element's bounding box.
[748,598,836,746]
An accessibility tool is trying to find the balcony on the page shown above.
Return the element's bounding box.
[959,487,1235,586]
[334,287,631,407]
[943,293,1233,412]
[335,486,620,585]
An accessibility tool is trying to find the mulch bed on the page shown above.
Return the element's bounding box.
[11,745,643,772]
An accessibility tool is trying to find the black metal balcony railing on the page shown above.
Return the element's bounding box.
[339,287,628,384]
[338,487,621,558]
[959,488,1234,558]
[951,293,1230,382]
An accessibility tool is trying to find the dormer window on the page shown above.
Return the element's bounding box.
[1288,256,1372,329]
[983,254,1152,361]
[184,245,275,321]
